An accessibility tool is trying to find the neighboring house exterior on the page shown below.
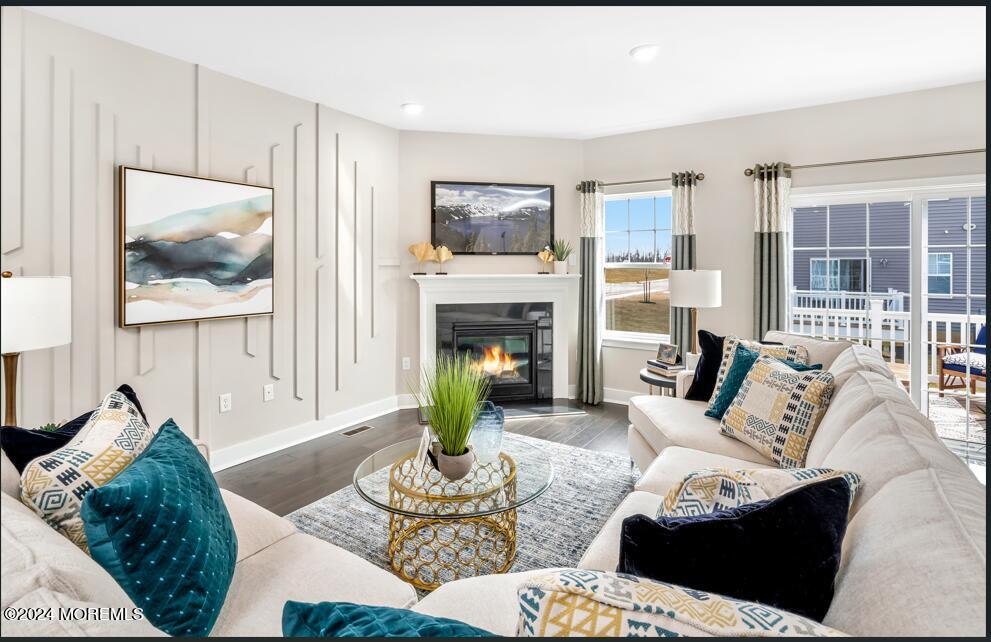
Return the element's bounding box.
[792,197,986,316]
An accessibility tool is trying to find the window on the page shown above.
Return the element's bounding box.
[604,192,672,338]
[927,252,952,294]
[809,258,867,292]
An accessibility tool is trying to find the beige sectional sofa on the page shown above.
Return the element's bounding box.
[2,332,986,636]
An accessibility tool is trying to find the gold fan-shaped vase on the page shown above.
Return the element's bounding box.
[537,248,554,274]
[409,242,435,275]
[432,245,454,275]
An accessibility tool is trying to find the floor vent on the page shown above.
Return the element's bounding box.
[342,425,373,437]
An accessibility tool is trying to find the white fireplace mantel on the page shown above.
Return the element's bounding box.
[412,274,580,399]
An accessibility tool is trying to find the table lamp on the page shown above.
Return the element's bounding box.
[670,269,721,355]
[1,272,72,425]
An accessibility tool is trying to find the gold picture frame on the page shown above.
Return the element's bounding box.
[655,342,679,365]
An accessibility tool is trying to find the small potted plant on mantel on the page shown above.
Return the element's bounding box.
[552,239,573,274]
[412,352,492,480]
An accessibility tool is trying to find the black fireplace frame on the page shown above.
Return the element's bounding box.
[452,321,538,402]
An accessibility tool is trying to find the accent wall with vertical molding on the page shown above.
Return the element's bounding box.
[0,8,400,465]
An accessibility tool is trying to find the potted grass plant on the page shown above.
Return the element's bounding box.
[552,239,573,274]
[412,352,492,480]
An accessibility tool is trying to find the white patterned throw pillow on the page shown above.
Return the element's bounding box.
[658,467,863,518]
[708,336,810,403]
[720,355,835,468]
[19,390,157,550]
[516,569,847,637]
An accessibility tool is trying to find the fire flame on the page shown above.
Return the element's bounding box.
[478,345,517,377]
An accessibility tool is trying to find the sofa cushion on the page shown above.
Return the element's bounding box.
[413,570,561,638]
[806,371,917,467]
[628,396,772,465]
[517,569,846,637]
[720,355,835,468]
[635,447,773,495]
[710,336,809,403]
[619,478,852,622]
[763,331,852,369]
[827,344,896,390]
[282,601,495,637]
[81,419,237,637]
[19,389,157,550]
[220,489,296,563]
[1,492,136,610]
[577,491,662,572]
[211,532,418,636]
[821,400,968,513]
[824,468,986,637]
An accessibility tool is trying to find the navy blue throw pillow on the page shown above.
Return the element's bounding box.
[0,384,147,472]
[282,601,496,637]
[685,330,724,401]
[618,477,851,622]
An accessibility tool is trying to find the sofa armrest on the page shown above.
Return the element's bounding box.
[675,369,695,398]
[192,438,210,462]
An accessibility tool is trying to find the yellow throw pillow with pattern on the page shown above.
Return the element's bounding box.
[708,336,809,404]
[720,355,835,468]
[19,390,157,550]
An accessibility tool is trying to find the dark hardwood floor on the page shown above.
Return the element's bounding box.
[216,402,630,516]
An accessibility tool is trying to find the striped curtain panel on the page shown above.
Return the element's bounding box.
[577,180,604,405]
[670,171,697,358]
[752,162,792,339]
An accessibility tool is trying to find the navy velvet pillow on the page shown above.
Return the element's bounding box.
[618,477,851,622]
[685,330,724,402]
[0,384,146,472]
[704,345,821,420]
[81,419,236,637]
[282,601,496,637]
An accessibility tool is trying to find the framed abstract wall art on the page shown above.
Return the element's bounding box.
[118,167,274,327]
[431,181,554,254]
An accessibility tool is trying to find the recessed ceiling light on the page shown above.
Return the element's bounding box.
[629,44,660,63]
[401,102,424,115]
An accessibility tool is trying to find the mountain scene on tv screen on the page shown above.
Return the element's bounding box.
[433,183,552,253]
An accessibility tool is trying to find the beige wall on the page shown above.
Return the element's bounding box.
[1,8,401,462]
[396,132,584,393]
[586,81,986,398]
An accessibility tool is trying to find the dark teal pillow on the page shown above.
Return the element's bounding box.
[81,419,237,637]
[282,601,496,637]
[704,345,821,420]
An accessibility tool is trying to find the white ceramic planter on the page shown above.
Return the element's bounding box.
[553,261,568,275]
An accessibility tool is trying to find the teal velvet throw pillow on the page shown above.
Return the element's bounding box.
[282,601,496,637]
[704,345,821,420]
[81,419,237,637]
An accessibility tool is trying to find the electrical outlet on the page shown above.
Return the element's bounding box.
[219,393,232,413]
[569,253,577,266]
[402,357,411,370]
[263,383,275,402]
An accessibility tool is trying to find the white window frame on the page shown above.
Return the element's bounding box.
[602,189,672,346]
[927,251,953,296]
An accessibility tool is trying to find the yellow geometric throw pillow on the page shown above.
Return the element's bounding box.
[19,390,157,550]
[720,355,835,468]
[516,569,847,637]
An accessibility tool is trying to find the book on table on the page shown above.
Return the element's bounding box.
[647,359,684,372]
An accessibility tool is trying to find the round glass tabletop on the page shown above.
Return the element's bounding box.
[353,433,554,519]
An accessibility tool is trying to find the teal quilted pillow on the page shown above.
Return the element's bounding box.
[81,419,237,637]
[282,601,495,637]
[705,344,821,420]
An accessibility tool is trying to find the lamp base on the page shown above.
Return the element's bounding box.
[2,352,18,426]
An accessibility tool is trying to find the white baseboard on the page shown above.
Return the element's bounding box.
[210,395,405,472]
[603,387,638,405]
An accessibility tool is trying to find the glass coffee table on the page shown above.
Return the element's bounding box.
[353,434,554,590]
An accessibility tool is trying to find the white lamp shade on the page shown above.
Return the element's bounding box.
[1,277,72,353]
[669,270,722,308]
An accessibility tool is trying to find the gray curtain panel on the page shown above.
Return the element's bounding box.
[670,171,698,358]
[751,162,792,340]
[577,180,604,405]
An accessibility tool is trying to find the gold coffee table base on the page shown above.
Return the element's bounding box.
[387,452,518,591]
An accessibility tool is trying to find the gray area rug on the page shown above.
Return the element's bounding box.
[287,434,636,588]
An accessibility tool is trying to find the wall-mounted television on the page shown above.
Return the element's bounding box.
[431,181,554,255]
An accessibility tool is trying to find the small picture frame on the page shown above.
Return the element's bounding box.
[656,342,679,365]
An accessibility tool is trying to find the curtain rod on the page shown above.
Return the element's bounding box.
[574,172,704,191]
[743,148,985,176]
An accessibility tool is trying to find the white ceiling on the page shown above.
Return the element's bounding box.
[29,6,987,139]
